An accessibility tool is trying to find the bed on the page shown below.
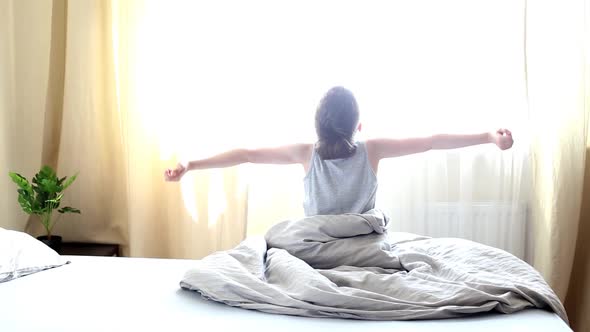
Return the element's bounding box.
[0,255,571,332]
[0,212,572,332]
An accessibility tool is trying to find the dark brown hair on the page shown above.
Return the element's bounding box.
[315,87,359,160]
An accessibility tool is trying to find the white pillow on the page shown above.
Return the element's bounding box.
[0,227,68,283]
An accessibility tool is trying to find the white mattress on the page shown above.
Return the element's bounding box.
[0,256,571,332]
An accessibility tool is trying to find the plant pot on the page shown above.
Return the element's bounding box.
[37,235,63,253]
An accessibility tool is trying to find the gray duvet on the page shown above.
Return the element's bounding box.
[180,209,567,322]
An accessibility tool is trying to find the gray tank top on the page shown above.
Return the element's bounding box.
[303,141,378,216]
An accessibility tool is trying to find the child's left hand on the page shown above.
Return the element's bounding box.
[491,129,513,150]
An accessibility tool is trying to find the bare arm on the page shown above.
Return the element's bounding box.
[366,129,513,170]
[164,143,313,181]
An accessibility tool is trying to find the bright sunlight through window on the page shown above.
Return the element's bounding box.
[128,0,529,224]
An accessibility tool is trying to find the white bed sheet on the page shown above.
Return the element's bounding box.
[0,256,571,332]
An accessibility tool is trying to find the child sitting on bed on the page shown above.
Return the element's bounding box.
[164,86,513,216]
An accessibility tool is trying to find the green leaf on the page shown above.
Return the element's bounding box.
[9,173,38,214]
[61,173,78,191]
[32,182,42,193]
[40,178,60,195]
[33,166,57,191]
[17,194,33,214]
[34,191,48,210]
[17,188,30,198]
[8,172,33,196]
[46,193,64,204]
[58,207,81,214]
[39,165,56,180]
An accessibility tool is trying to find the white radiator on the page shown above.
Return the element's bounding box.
[390,202,528,259]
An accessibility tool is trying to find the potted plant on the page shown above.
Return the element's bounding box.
[8,165,81,252]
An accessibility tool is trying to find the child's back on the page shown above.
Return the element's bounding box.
[304,141,377,216]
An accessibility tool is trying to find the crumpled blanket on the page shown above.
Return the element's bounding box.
[180,209,567,322]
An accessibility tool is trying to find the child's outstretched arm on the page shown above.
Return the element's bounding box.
[164,143,313,181]
[367,129,513,168]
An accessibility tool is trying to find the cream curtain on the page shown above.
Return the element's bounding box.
[525,1,590,331]
[566,141,590,331]
[1,0,247,258]
[1,0,589,330]
[0,0,52,232]
[566,140,590,331]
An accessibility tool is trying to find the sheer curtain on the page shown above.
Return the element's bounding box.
[2,0,588,329]
[136,0,530,258]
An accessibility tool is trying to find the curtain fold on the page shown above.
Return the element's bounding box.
[109,0,249,257]
[1,1,589,329]
[0,0,18,230]
[40,0,67,169]
[526,0,589,298]
[525,1,590,330]
[565,144,590,331]
[0,0,52,231]
[25,0,68,236]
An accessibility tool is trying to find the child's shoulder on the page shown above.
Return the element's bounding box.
[293,143,314,162]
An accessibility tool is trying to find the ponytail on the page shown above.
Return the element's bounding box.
[316,136,357,160]
[314,87,359,160]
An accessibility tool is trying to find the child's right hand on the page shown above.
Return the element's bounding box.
[164,163,188,182]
